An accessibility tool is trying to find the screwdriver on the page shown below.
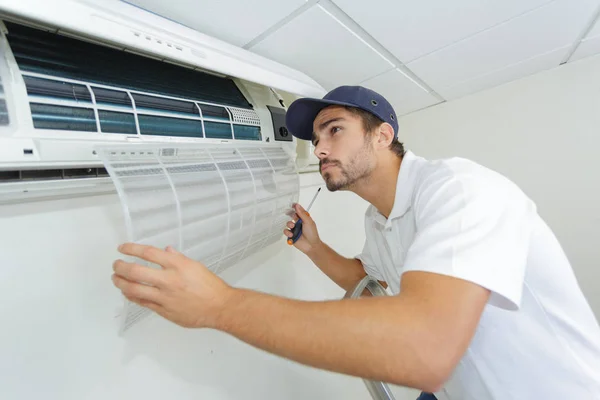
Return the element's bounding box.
[288,187,321,245]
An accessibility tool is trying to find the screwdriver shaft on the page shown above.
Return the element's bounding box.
[305,187,321,213]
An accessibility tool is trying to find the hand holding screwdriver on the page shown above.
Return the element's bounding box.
[284,188,322,253]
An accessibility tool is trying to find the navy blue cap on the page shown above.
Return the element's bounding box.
[285,85,398,141]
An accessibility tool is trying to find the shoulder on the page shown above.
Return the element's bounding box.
[412,156,535,220]
[417,156,495,190]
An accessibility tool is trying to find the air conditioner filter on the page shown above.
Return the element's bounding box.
[98,143,299,333]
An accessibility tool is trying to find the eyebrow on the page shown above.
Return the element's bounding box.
[312,117,345,142]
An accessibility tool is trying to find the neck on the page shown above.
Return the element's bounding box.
[352,154,403,219]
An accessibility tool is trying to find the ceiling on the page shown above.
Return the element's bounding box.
[126,0,600,116]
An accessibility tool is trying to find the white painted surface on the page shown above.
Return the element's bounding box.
[571,34,600,61]
[360,68,441,115]
[398,53,600,320]
[587,13,600,37]
[407,0,599,91]
[332,0,553,63]
[250,4,393,90]
[570,16,600,61]
[0,173,420,399]
[438,45,570,100]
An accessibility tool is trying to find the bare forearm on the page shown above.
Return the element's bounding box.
[113,244,485,393]
[216,288,444,391]
[306,242,368,291]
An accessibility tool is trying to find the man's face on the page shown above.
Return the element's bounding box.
[312,106,376,192]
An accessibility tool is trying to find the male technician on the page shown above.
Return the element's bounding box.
[111,86,600,399]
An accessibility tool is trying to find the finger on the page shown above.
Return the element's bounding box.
[283,228,293,238]
[286,221,295,229]
[126,296,164,314]
[118,243,178,269]
[112,274,163,303]
[113,259,167,287]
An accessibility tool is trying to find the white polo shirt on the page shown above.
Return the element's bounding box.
[356,151,600,399]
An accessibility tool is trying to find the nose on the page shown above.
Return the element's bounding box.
[314,140,329,160]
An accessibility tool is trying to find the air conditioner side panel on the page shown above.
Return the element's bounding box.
[235,79,296,156]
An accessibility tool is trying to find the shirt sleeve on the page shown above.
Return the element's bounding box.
[355,240,384,281]
[403,168,535,310]
[355,207,385,281]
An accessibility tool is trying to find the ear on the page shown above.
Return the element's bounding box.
[374,122,395,150]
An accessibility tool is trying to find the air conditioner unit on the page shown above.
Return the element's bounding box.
[0,0,325,203]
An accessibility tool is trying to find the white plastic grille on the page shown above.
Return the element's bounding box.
[99,143,299,333]
[228,107,260,126]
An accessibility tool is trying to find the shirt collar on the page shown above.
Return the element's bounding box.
[372,150,420,228]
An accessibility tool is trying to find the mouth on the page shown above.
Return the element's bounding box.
[320,163,336,173]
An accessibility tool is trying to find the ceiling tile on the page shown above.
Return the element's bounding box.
[570,36,600,61]
[360,69,441,116]
[124,0,307,47]
[332,0,553,63]
[585,14,600,37]
[407,0,598,91]
[439,46,569,99]
[570,16,600,61]
[249,5,393,90]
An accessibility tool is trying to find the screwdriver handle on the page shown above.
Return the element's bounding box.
[288,187,320,245]
[287,218,304,245]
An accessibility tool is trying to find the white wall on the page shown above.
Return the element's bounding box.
[0,173,418,400]
[398,53,600,319]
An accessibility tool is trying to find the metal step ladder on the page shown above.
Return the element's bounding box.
[344,276,397,400]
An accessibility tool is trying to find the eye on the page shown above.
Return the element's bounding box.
[312,139,319,146]
[331,126,342,134]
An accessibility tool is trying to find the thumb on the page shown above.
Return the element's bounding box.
[295,203,313,223]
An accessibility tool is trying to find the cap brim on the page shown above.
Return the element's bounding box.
[285,97,357,141]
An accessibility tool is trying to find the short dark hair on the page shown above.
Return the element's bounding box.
[344,106,405,158]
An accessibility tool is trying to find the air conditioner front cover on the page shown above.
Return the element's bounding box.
[97,143,299,333]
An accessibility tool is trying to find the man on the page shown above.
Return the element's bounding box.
[111,86,600,399]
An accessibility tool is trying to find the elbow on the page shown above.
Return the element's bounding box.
[409,370,448,394]
[415,353,455,393]
[420,376,447,394]
[384,371,447,394]
[386,353,454,394]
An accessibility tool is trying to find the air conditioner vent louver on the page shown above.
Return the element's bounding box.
[4,20,264,142]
